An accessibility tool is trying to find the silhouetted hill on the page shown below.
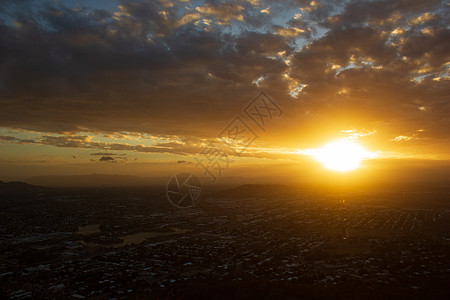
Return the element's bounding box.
[0,181,45,194]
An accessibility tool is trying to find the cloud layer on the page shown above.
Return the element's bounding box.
[0,0,449,159]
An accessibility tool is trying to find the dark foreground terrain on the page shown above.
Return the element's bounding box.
[0,183,449,299]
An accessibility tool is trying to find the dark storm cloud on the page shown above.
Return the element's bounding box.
[0,0,448,156]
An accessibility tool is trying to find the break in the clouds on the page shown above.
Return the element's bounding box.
[0,0,449,159]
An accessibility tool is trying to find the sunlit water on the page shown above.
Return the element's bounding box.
[77,225,190,248]
[77,224,101,235]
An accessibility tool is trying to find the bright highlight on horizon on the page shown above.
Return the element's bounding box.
[308,139,376,172]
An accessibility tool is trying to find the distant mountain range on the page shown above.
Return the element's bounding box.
[4,172,449,191]
[18,174,281,188]
[20,174,168,188]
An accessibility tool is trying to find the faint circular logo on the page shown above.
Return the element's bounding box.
[166,173,202,208]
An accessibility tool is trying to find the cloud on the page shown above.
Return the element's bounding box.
[0,0,448,160]
[393,135,413,142]
[275,26,306,37]
[0,133,205,156]
[90,152,118,156]
[196,2,245,23]
[0,131,302,161]
[0,135,37,144]
[99,156,116,162]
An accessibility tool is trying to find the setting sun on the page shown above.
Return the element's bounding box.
[308,139,375,172]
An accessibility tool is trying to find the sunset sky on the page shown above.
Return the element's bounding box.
[0,0,449,184]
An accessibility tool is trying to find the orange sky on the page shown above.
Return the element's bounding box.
[0,0,449,185]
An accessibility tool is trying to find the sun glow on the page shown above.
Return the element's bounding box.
[308,139,375,172]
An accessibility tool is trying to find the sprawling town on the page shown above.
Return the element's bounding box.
[0,185,449,299]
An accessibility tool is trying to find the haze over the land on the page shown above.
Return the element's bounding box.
[0,0,449,184]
